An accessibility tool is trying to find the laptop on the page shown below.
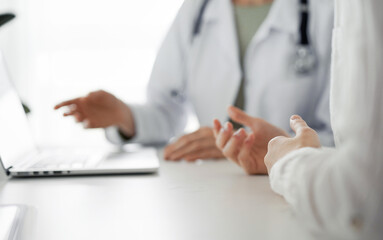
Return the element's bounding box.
[0,53,159,177]
[0,205,25,239]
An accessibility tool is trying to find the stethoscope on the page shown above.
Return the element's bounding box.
[171,0,317,100]
[194,0,317,74]
[294,0,317,74]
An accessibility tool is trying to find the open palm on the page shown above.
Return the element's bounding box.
[214,106,289,175]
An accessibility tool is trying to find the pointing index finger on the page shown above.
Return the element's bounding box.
[54,99,79,110]
[228,106,256,128]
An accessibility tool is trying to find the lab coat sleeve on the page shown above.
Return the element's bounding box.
[105,0,202,145]
[269,0,383,238]
[270,141,383,239]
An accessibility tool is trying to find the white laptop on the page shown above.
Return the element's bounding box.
[0,53,159,177]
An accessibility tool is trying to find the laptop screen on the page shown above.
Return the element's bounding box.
[0,53,36,170]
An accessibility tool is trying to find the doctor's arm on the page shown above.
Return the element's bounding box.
[265,0,383,236]
[54,90,136,137]
[56,0,200,144]
[136,0,224,160]
[265,115,382,239]
[108,0,205,145]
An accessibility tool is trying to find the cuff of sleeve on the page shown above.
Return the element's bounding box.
[105,103,164,145]
[129,104,170,144]
[269,147,317,197]
[104,104,149,145]
[105,126,125,145]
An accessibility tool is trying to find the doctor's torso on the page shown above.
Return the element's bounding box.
[183,0,334,133]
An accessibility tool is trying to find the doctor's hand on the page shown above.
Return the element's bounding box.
[213,106,289,175]
[163,127,225,162]
[54,90,136,137]
[264,115,321,174]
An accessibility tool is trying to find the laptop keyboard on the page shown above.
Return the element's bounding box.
[29,153,90,170]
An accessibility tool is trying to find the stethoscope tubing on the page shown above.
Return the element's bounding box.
[172,0,317,100]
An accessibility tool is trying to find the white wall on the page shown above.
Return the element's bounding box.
[0,0,30,101]
[0,0,184,147]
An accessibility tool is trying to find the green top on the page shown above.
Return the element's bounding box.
[233,3,272,61]
[230,3,272,129]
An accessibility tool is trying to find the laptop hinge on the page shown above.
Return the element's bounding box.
[0,156,11,176]
[6,166,13,176]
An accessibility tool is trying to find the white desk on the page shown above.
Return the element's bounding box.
[0,150,313,240]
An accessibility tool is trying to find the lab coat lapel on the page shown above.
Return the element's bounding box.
[247,0,299,54]
[204,0,241,67]
[203,0,299,69]
[200,0,242,120]
[267,0,298,35]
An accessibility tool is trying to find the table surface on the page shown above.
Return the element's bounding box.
[0,149,313,240]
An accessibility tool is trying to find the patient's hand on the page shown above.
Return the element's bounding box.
[213,106,288,175]
[265,115,321,174]
[54,90,135,137]
[164,127,224,162]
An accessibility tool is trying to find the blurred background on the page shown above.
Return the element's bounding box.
[0,0,187,148]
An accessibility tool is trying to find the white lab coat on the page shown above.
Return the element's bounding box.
[106,0,334,146]
[269,0,383,239]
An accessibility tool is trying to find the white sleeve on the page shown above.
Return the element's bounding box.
[269,0,383,239]
[105,0,202,145]
[270,140,383,239]
[269,145,379,240]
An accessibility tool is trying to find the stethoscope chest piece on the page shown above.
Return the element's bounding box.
[170,89,187,102]
[294,45,317,75]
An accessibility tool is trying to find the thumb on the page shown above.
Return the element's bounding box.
[228,106,255,127]
[290,115,310,136]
